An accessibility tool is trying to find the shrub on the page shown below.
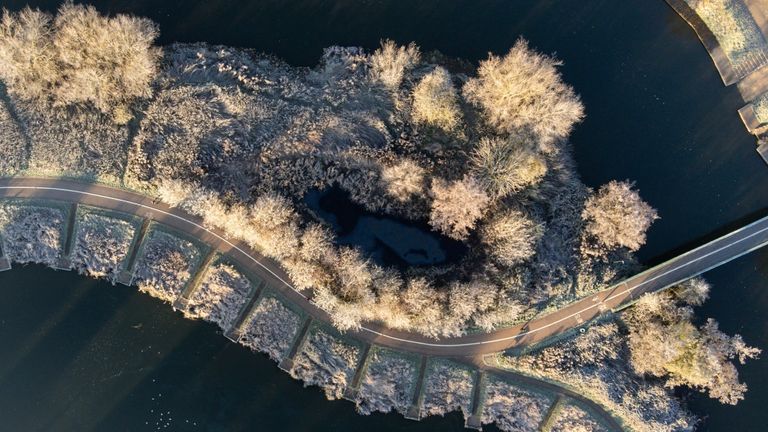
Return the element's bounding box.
[411,66,460,130]
[356,349,417,415]
[481,208,543,266]
[429,176,490,240]
[0,203,64,266]
[471,135,547,198]
[238,296,301,361]
[625,290,761,405]
[133,229,202,303]
[0,4,159,122]
[581,180,658,255]
[380,159,426,202]
[463,38,584,146]
[71,211,136,281]
[0,8,56,103]
[290,329,361,400]
[184,262,252,330]
[369,39,420,89]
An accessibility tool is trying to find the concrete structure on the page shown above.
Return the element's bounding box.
[665,0,768,159]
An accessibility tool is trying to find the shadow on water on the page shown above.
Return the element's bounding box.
[304,187,467,268]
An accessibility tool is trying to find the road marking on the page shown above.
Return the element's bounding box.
[2,183,766,350]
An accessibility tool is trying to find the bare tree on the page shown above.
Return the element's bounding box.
[369,39,420,90]
[471,135,547,198]
[0,8,56,102]
[463,38,584,147]
[581,180,658,256]
[411,66,460,130]
[0,4,159,123]
[380,159,426,202]
[625,290,761,405]
[481,208,543,266]
[429,176,490,240]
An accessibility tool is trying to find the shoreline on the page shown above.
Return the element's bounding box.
[0,195,624,431]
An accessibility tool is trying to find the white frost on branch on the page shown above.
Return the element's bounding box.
[421,360,474,419]
[184,262,252,331]
[0,202,63,266]
[290,328,361,400]
[71,211,135,282]
[238,296,301,361]
[356,349,417,415]
[133,229,201,303]
[481,377,552,432]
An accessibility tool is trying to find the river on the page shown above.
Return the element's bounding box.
[1,0,767,430]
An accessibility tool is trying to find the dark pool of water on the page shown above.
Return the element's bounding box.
[0,265,486,432]
[3,0,768,430]
[305,188,466,267]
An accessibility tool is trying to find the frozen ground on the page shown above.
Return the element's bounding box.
[133,229,202,303]
[290,328,361,400]
[356,348,417,415]
[0,202,64,266]
[71,210,136,282]
[184,261,253,330]
[238,295,302,361]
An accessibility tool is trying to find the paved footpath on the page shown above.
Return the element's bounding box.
[2,178,768,357]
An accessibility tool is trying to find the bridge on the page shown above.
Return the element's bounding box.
[1,177,767,357]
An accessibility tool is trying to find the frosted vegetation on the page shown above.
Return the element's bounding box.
[0,3,158,122]
[753,92,768,124]
[500,277,760,431]
[71,209,135,282]
[421,360,474,419]
[183,261,252,330]
[0,5,759,426]
[133,228,202,303]
[0,4,666,339]
[0,201,63,266]
[623,279,760,405]
[238,296,301,361]
[501,318,696,432]
[686,0,768,66]
[290,328,361,400]
[549,402,609,432]
[0,89,26,176]
[356,348,417,415]
[480,377,553,431]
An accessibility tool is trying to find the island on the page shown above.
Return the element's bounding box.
[0,3,764,431]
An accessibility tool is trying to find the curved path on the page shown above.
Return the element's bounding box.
[2,177,768,358]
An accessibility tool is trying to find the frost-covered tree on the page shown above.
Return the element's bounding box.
[400,277,445,337]
[624,288,760,405]
[581,180,658,255]
[369,39,420,90]
[463,38,584,146]
[471,135,547,198]
[380,159,426,202]
[481,208,543,266]
[0,4,159,123]
[429,176,490,240]
[0,8,56,103]
[411,66,460,130]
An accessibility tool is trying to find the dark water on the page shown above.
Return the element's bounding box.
[0,265,477,432]
[305,188,466,267]
[3,0,768,430]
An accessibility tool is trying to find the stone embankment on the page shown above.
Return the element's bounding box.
[666,0,768,159]
[0,198,621,431]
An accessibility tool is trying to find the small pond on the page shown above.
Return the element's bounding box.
[304,187,467,267]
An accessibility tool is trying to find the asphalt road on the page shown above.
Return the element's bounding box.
[2,177,767,357]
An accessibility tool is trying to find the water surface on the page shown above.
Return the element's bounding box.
[2,0,768,430]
